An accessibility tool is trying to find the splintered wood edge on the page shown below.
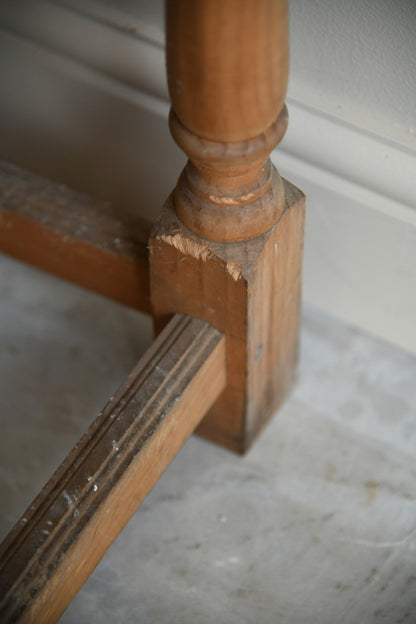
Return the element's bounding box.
[0,161,152,314]
[0,314,226,624]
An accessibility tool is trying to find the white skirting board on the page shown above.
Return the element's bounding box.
[0,1,415,355]
[276,149,416,357]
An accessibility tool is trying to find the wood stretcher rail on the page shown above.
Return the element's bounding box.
[0,313,226,623]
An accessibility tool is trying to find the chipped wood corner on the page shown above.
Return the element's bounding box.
[149,195,269,289]
[150,182,305,454]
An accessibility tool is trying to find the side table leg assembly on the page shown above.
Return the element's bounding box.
[0,1,305,621]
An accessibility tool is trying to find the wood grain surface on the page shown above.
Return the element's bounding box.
[166,0,289,243]
[0,161,151,313]
[166,0,288,142]
[0,314,226,623]
[150,180,305,453]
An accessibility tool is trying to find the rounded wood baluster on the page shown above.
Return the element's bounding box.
[165,0,289,242]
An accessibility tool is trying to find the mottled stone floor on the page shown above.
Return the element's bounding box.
[1,253,415,624]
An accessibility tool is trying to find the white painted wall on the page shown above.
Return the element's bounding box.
[0,0,415,353]
[52,0,416,149]
[289,0,416,149]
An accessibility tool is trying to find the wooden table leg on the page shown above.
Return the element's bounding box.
[0,1,305,619]
[151,0,305,453]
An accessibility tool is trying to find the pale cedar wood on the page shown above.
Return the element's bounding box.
[151,0,305,452]
[0,314,226,624]
[0,161,151,314]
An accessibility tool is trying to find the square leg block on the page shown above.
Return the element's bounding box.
[150,180,305,453]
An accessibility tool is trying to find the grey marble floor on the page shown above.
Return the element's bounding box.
[1,253,415,624]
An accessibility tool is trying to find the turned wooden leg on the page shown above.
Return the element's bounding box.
[151,0,305,453]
